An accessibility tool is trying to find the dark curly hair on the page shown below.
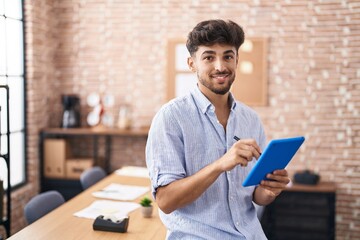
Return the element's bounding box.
[186,19,245,56]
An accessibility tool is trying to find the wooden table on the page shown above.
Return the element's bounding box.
[9,174,167,240]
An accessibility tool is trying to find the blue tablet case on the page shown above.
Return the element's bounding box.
[242,136,305,187]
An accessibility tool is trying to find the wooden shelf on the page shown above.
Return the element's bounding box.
[40,126,149,200]
[286,182,336,193]
[42,126,150,137]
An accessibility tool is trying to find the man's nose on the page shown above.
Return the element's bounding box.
[214,59,226,72]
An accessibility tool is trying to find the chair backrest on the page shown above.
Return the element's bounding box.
[80,166,107,190]
[24,190,65,224]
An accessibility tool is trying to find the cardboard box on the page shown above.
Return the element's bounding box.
[66,158,93,179]
[44,139,71,178]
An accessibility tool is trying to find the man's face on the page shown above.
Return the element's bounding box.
[188,44,238,95]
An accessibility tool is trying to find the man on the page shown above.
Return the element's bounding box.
[146,19,290,239]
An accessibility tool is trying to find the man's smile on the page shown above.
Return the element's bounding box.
[211,73,231,83]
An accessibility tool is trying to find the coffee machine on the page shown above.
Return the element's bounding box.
[61,94,81,128]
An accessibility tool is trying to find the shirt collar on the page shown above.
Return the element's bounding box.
[228,91,237,110]
[191,85,237,114]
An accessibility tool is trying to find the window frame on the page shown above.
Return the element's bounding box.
[0,0,27,190]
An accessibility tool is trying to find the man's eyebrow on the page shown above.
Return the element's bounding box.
[224,50,235,55]
[201,50,216,56]
[201,49,235,56]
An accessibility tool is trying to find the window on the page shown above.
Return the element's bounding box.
[166,39,197,101]
[0,0,26,189]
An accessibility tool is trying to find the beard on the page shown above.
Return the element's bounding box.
[198,71,235,95]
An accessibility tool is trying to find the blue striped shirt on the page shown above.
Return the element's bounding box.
[146,86,267,240]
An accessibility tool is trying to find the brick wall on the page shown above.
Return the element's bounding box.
[8,0,359,239]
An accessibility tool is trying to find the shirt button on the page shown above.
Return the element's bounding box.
[236,222,240,226]
[227,171,231,174]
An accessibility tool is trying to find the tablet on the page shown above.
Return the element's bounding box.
[242,136,305,187]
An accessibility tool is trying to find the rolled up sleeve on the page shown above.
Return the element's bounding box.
[145,104,186,199]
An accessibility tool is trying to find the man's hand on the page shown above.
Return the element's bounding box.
[219,139,262,171]
[254,169,290,205]
[260,169,290,197]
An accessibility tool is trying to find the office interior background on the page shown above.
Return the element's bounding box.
[0,0,359,239]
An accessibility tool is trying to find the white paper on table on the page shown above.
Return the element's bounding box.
[73,200,140,219]
[115,166,149,178]
[92,183,149,201]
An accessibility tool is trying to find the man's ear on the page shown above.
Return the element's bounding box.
[187,57,196,72]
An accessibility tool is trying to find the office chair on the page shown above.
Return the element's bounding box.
[24,190,65,224]
[80,166,107,190]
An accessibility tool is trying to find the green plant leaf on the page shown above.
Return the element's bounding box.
[140,196,152,207]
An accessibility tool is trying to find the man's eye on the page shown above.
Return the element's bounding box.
[225,55,234,60]
[204,56,213,61]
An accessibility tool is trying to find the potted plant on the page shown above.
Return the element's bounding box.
[140,196,153,218]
